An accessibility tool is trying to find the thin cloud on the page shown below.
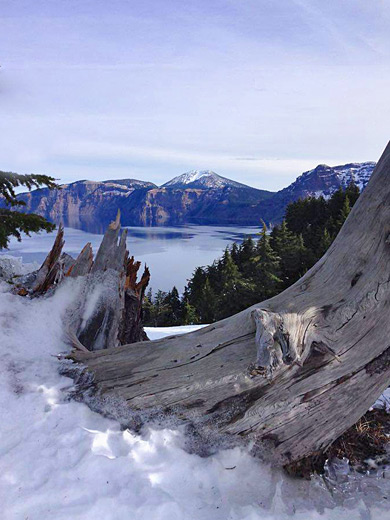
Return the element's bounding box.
[0,0,387,191]
[235,157,261,161]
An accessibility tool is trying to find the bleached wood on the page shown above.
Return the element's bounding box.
[31,224,65,293]
[72,142,390,466]
[65,210,149,350]
[67,243,93,277]
[67,210,128,350]
[16,209,149,350]
[118,259,150,344]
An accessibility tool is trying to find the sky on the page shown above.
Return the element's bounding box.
[0,0,389,191]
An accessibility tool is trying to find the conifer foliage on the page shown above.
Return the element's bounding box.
[0,171,59,249]
[144,183,361,326]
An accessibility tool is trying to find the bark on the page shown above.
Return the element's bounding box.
[69,211,129,350]
[118,257,150,344]
[15,211,150,349]
[66,243,93,277]
[15,225,71,296]
[71,141,390,466]
[65,212,150,349]
[31,224,65,294]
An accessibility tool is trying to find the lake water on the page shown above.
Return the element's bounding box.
[1,225,260,292]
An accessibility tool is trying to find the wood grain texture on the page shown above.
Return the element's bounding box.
[66,210,150,350]
[72,141,390,465]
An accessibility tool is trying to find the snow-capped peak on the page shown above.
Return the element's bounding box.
[174,170,215,185]
[283,161,376,200]
[161,170,250,190]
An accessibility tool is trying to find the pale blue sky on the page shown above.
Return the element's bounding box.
[1,0,389,190]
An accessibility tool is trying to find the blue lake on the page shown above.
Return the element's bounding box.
[1,225,260,292]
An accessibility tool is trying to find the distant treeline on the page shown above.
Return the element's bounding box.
[143,184,360,327]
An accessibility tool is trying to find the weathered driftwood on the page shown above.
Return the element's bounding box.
[14,225,70,296]
[72,141,390,466]
[31,224,65,294]
[69,211,129,350]
[118,257,150,345]
[69,212,150,349]
[67,243,93,278]
[15,211,150,349]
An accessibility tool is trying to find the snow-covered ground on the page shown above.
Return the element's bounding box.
[1,271,390,519]
[145,324,208,340]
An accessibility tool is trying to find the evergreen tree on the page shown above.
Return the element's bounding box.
[186,267,207,309]
[164,286,183,325]
[336,195,351,229]
[152,290,170,326]
[217,250,245,318]
[0,170,59,249]
[285,196,329,249]
[318,228,333,257]
[345,182,360,206]
[197,278,217,323]
[142,288,155,325]
[253,222,282,299]
[207,260,223,293]
[328,187,347,222]
[230,242,240,265]
[272,221,308,288]
[181,300,199,325]
[236,236,255,270]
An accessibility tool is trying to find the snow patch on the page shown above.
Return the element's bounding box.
[0,254,39,281]
[164,170,217,186]
[372,388,390,413]
[162,170,250,190]
[0,278,390,519]
[145,324,207,340]
[286,162,376,200]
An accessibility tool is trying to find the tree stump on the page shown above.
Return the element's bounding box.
[16,211,150,349]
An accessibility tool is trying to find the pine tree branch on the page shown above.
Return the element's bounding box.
[0,171,59,207]
[0,209,55,249]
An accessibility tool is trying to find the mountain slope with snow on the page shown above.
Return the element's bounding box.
[11,173,272,228]
[254,161,376,223]
[161,170,252,190]
[282,162,376,200]
[5,161,376,228]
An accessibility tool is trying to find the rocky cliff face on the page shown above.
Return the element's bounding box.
[9,162,376,229]
[279,162,375,200]
[15,177,272,228]
[17,179,158,230]
[253,161,376,224]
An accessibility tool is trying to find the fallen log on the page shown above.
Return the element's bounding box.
[71,142,390,466]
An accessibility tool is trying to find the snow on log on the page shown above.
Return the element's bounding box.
[71,142,390,466]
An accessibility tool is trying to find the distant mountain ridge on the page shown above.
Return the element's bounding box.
[5,162,376,230]
[162,170,251,190]
[283,162,375,199]
[256,161,376,223]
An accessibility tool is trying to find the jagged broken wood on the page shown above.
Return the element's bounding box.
[31,224,65,294]
[72,142,390,466]
[15,211,150,349]
[67,212,150,349]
